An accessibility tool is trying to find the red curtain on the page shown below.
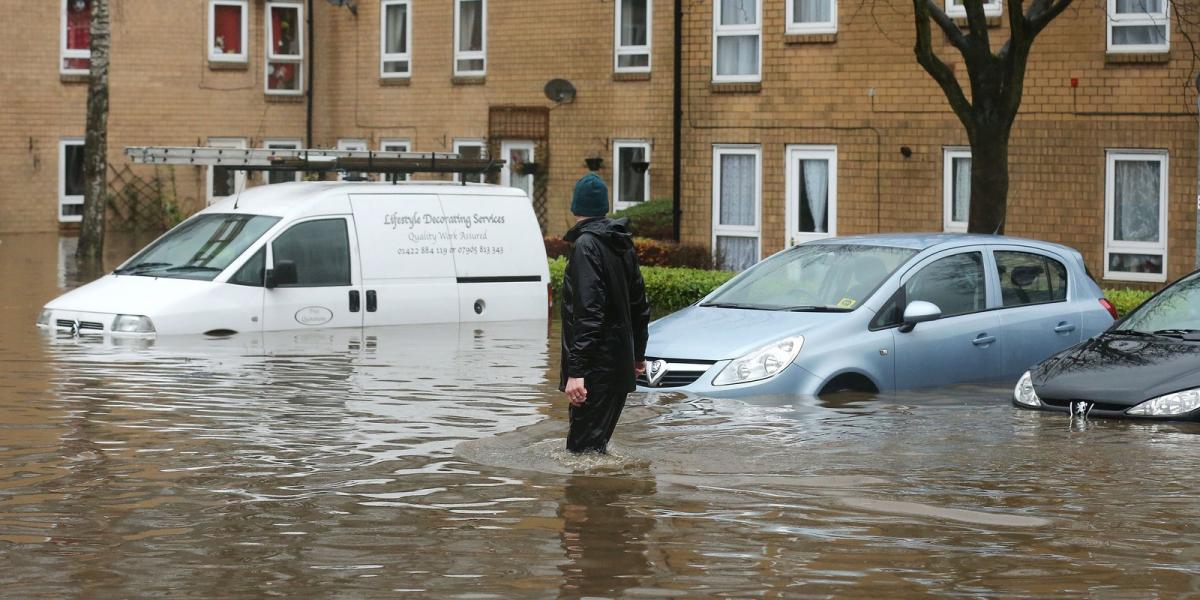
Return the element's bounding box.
[213,5,242,54]
[66,0,92,50]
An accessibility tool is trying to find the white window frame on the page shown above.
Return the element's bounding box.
[207,137,248,205]
[263,139,301,183]
[60,0,91,76]
[265,1,305,95]
[1104,149,1169,283]
[614,0,652,73]
[1107,0,1170,54]
[380,0,412,78]
[453,0,487,76]
[613,140,652,210]
[58,137,85,223]
[945,0,1001,19]
[380,138,411,181]
[943,147,971,233]
[453,138,487,183]
[208,0,249,63]
[712,145,762,269]
[337,139,368,181]
[784,145,837,245]
[712,0,762,83]
[786,0,838,34]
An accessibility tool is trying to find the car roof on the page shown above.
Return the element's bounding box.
[199,181,530,219]
[805,233,1079,256]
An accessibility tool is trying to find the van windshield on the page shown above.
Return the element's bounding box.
[703,244,917,311]
[114,214,281,280]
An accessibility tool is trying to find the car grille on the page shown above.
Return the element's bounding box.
[56,319,105,332]
[1040,398,1131,413]
[637,358,715,389]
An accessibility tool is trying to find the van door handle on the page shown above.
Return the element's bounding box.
[349,290,360,312]
[1054,322,1076,334]
[366,290,377,312]
[972,333,996,346]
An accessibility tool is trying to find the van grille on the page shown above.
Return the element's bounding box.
[56,319,104,332]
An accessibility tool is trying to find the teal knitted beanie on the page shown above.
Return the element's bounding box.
[571,172,609,217]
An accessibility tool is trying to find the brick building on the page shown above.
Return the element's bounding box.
[2,0,1197,287]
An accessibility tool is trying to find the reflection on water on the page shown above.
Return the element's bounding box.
[4,233,1200,597]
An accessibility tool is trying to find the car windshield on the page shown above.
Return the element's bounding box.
[703,244,918,311]
[1116,271,1200,336]
[114,213,280,281]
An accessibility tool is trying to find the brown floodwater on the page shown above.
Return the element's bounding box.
[3,232,1200,598]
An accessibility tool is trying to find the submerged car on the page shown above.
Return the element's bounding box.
[638,234,1115,397]
[1015,269,1200,419]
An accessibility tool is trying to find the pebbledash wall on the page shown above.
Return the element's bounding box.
[2,0,1197,287]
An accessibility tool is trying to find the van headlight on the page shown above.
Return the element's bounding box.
[1127,388,1200,417]
[36,309,52,328]
[112,315,156,334]
[1014,371,1041,407]
[712,336,804,386]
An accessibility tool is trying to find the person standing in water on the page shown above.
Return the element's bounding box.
[559,172,651,454]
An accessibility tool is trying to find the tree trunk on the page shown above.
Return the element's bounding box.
[76,0,110,261]
[967,123,1011,235]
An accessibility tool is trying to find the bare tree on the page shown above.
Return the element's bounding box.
[912,0,1072,234]
[76,0,110,261]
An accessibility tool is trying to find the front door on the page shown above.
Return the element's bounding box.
[262,216,363,331]
[500,140,535,200]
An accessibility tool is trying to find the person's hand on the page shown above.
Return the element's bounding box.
[634,360,646,376]
[565,377,587,407]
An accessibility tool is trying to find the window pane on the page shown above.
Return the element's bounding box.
[905,252,985,317]
[458,145,485,183]
[267,143,297,184]
[719,154,756,227]
[64,144,85,196]
[457,58,485,73]
[618,146,647,204]
[620,0,648,46]
[716,236,757,271]
[385,3,407,54]
[458,0,483,52]
[952,156,970,223]
[230,247,265,286]
[213,166,237,197]
[793,0,831,23]
[273,220,351,287]
[62,203,85,217]
[270,6,300,55]
[1109,252,1163,274]
[796,158,829,233]
[267,61,301,90]
[66,0,92,50]
[996,251,1066,307]
[716,35,758,76]
[1115,0,1164,14]
[720,0,757,25]
[1113,159,1161,243]
[1112,25,1167,46]
[618,54,650,68]
[213,4,244,55]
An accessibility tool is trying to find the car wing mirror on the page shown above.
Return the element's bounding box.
[266,259,298,289]
[899,300,942,333]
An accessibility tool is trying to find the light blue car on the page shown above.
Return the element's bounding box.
[638,234,1116,398]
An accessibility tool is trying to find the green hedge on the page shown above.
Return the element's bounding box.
[550,258,1158,317]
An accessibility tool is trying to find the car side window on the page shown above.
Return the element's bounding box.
[271,219,351,287]
[904,251,985,318]
[995,251,1068,307]
[229,247,265,287]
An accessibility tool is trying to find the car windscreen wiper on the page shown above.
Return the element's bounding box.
[1151,329,1200,340]
[1110,328,1164,338]
[778,305,853,312]
[114,261,172,274]
[700,302,772,310]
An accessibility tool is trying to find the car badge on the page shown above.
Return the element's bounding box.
[647,359,668,387]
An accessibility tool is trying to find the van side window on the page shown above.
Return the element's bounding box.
[995,251,1068,307]
[272,219,351,287]
[229,247,265,287]
[904,251,986,317]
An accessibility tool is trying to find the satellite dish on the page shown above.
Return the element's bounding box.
[544,79,576,104]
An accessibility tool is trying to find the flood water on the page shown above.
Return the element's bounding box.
[3,233,1200,598]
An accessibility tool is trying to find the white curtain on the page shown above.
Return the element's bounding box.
[1112,24,1166,45]
[720,154,756,226]
[621,0,647,46]
[801,159,828,233]
[1115,0,1164,13]
[720,0,756,24]
[794,0,831,23]
[717,236,757,271]
[460,0,482,52]
[717,36,758,76]
[386,4,407,53]
[620,147,646,203]
[953,156,971,223]
[1114,160,1160,242]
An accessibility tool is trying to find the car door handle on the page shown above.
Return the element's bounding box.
[349,290,360,313]
[1054,322,1076,334]
[972,333,996,346]
[366,290,377,313]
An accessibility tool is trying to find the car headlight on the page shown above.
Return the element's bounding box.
[36,309,52,328]
[111,315,156,334]
[712,336,804,386]
[1014,371,1041,407]
[1127,388,1200,417]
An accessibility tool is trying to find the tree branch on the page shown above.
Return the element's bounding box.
[1027,0,1073,35]
[923,0,971,53]
[913,0,974,128]
[963,0,991,55]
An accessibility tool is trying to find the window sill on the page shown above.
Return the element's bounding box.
[710,81,762,94]
[208,60,249,71]
[380,76,412,86]
[784,32,837,45]
[1105,51,1170,65]
[951,15,1002,28]
[60,73,89,84]
[452,75,486,86]
[264,93,305,103]
[613,71,651,82]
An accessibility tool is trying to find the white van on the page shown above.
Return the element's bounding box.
[37,181,551,336]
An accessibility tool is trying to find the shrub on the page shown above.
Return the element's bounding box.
[548,235,715,269]
[614,199,673,240]
[1102,288,1154,318]
[544,236,570,259]
[549,257,734,313]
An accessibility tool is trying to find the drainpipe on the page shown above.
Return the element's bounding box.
[672,0,683,242]
[306,0,315,148]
